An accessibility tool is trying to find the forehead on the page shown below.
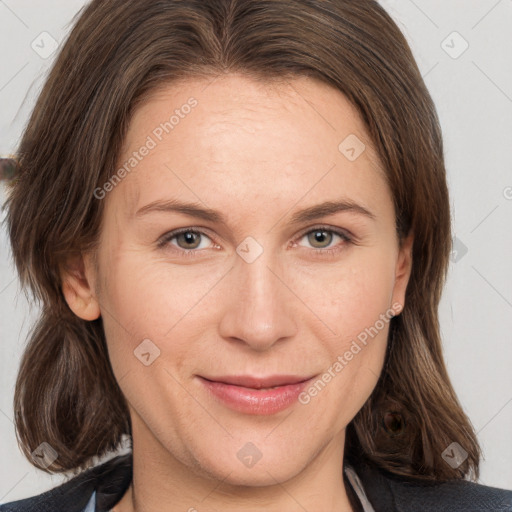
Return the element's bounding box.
[109,73,387,223]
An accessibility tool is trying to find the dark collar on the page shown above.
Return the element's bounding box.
[2,452,512,512]
[90,453,512,512]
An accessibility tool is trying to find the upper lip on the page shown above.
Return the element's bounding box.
[200,374,314,389]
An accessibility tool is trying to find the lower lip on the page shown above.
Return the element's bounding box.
[198,377,312,415]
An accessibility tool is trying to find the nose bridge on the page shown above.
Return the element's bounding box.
[236,235,282,313]
[218,235,296,350]
[241,248,275,297]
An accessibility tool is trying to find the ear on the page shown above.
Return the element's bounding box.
[60,253,101,321]
[391,232,413,315]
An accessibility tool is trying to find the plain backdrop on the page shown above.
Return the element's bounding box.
[1,0,511,504]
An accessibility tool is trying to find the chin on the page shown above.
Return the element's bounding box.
[186,443,307,487]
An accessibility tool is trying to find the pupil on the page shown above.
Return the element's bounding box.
[183,232,198,247]
[312,230,330,247]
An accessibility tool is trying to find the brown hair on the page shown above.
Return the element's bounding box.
[3,0,481,481]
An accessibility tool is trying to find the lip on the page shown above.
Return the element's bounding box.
[198,374,315,415]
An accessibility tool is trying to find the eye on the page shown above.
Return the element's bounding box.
[157,225,353,258]
[294,226,353,256]
[157,228,216,255]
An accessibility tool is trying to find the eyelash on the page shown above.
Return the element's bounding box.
[157,225,354,259]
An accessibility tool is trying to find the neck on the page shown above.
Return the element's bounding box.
[112,415,356,512]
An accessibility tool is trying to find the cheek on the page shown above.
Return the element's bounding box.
[310,248,396,329]
[98,248,218,371]
[311,250,396,383]
[304,264,394,419]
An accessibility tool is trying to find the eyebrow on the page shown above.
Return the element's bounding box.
[134,198,376,225]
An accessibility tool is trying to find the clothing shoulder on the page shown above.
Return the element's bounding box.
[0,454,132,512]
[389,475,512,512]
[354,458,512,512]
[2,454,511,512]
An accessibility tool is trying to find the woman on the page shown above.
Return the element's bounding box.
[1,0,511,511]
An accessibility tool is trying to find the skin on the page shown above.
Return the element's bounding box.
[62,73,413,512]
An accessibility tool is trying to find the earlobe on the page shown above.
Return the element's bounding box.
[60,254,101,321]
[391,232,414,314]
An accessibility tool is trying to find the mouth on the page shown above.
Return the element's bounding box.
[197,374,316,415]
[200,374,313,389]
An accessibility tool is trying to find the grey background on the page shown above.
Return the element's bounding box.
[1,0,511,503]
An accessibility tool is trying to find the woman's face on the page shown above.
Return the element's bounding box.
[68,73,412,485]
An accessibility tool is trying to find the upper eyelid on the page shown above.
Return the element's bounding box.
[296,224,352,239]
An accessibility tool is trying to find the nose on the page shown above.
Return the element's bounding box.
[217,244,297,352]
